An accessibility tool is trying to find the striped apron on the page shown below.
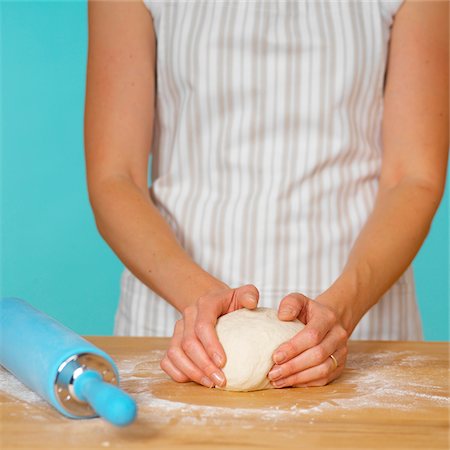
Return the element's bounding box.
[114,0,423,340]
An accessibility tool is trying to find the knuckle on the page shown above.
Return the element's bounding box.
[181,337,198,354]
[182,305,195,319]
[159,357,168,372]
[172,372,189,383]
[339,327,349,342]
[306,328,321,346]
[323,308,337,324]
[166,347,180,361]
[317,364,330,378]
[194,321,208,336]
[285,339,299,356]
[313,345,327,362]
[202,363,218,377]
[280,360,294,376]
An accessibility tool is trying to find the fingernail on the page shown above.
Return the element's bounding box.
[211,371,226,387]
[274,352,286,364]
[268,367,282,380]
[213,352,224,367]
[201,377,214,388]
[272,380,284,388]
[244,293,257,304]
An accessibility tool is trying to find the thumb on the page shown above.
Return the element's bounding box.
[234,284,259,310]
[278,292,309,321]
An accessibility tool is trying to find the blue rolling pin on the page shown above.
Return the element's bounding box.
[0,297,137,426]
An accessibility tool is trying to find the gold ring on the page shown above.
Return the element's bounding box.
[329,354,338,370]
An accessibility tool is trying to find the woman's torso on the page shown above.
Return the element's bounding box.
[115,0,423,340]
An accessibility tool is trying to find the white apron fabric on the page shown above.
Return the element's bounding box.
[114,0,423,340]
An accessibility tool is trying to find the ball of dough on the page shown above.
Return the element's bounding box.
[215,307,305,392]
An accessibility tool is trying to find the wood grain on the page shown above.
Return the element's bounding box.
[1,338,448,449]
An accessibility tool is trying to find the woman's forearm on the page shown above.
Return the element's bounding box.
[317,176,445,335]
[88,175,228,312]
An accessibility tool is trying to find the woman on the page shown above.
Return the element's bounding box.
[84,0,448,389]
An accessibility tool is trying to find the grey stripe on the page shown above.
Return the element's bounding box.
[326,4,339,287]
[177,1,204,260]
[303,2,323,290]
[388,280,394,340]
[355,4,376,230]
[366,4,382,206]
[334,3,350,277]
[313,1,335,291]
[217,3,240,285]
[238,4,263,284]
[227,4,250,287]
[129,272,137,335]
[187,2,212,272]
[121,268,129,334]
[272,0,294,294]
[206,3,228,278]
[281,1,302,293]
[248,7,271,285]
[354,3,371,235]
[350,4,373,338]
[167,1,189,247]
[260,2,281,306]
[196,3,219,279]
[159,2,196,334]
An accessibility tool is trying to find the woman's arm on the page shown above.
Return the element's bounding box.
[269,0,448,387]
[85,1,226,311]
[319,0,449,333]
[85,0,258,389]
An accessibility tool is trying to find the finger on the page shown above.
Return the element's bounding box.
[273,303,337,364]
[292,363,345,387]
[232,284,259,310]
[268,326,348,381]
[277,292,309,321]
[182,306,226,387]
[166,320,215,388]
[195,296,228,368]
[195,284,259,368]
[271,346,347,388]
[160,355,190,383]
[160,320,193,383]
[166,345,215,388]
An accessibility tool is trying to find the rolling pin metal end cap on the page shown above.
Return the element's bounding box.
[54,353,119,419]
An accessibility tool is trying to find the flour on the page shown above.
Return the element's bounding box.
[0,368,43,404]
[1,348,448,426]
[116,348,449,425]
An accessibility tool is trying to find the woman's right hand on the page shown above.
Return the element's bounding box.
[160,284,259,388]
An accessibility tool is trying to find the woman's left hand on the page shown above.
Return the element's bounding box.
[267,292,349,387]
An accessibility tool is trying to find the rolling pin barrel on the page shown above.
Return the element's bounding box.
[0,297,136,426]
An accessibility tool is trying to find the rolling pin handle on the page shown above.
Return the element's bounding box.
[73,370,137,427]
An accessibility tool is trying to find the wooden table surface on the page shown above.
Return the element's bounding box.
[1,337,448,450]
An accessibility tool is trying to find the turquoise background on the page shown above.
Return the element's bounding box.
[1,1,449,340]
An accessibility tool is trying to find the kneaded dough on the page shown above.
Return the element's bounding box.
[215,307,305,392]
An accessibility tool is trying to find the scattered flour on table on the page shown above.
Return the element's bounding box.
[115,349,449,425]
[0,369,43,404]
[1,349,448,426]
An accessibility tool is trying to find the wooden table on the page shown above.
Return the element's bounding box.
[1,338,448,449]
